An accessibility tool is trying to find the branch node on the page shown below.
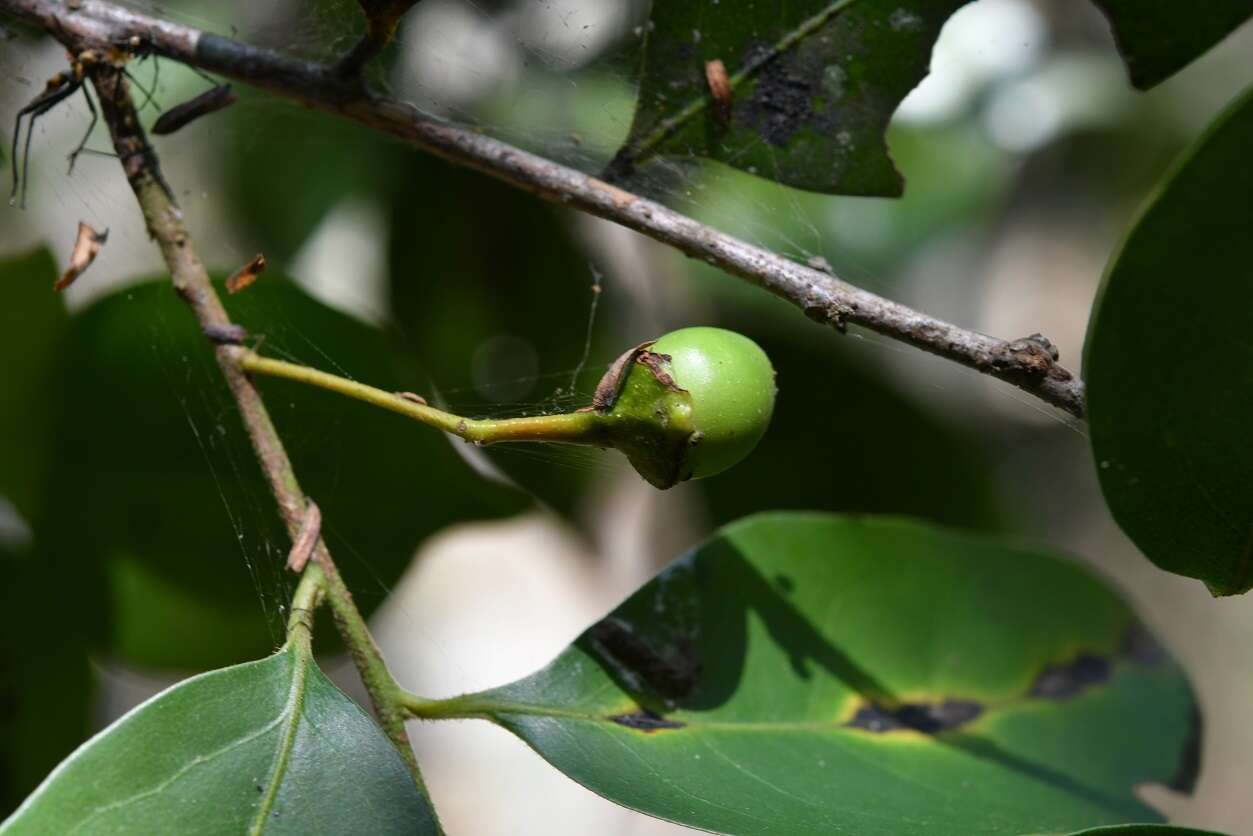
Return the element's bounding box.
[203,323,250,346]
[803,302,849,334]
[992,333,1071,382]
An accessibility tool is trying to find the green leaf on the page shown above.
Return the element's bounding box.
[1084,84,1253,596]
[610,0,971,196]
[609,1,1251,195]
[33,277,527,669]
[0,641,437,834]
[448,514,1197,835]
[0,248,67,521]
[1089,1,1253,89]
[1,541,93,817]
[1070,826,1228,835]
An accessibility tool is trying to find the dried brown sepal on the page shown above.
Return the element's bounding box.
[635,350,678,390]
[54,222,108,292]
[600,352,696,489]
[590,341,655,413]
[226,253,267,295]
[286,500,322,573]
[705,59,732,125]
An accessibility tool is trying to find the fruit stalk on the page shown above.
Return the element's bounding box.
[238,353,609,446]
[239,327,776,489]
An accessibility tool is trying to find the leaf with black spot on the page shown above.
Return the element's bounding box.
[447,514,1199,835]
[610,0,1252,195]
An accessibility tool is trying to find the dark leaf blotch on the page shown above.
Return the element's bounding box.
[610,709,686,732]
[1029,652,1112,700]
[845,699,983,734]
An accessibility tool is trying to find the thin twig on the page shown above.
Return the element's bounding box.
[79,62,438,816]
[332,0,422,78]
[0,0,1086,418]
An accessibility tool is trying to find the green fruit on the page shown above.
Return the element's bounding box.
[651,327,776,479]
[596,327,776,488]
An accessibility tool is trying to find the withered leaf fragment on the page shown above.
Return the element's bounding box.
[55,222,108,292]
[226,254,267,295]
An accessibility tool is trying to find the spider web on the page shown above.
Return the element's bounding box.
[0,0,1130,658]
[9,3,1239,833]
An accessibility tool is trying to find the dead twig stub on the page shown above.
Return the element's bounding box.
[203,323,250,345]
[705,59,732,125]
[151,83,236,135]
[55,221,108,291]
[226,253,266,294]
[285,501,322,573]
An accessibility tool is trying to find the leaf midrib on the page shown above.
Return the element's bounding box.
[249,641,312,835]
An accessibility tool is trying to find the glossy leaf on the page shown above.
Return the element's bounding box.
[610,0,1252,194]
[1,541,93,817]
[0,255,90,815]
[611,0,971,196]
[1,641,437,834]
[1090,1,1253,89]
[0,249,66,521]
[456,514,1197,835]
[1085,84,1253,595]
[1070,826,1227,835]
[33,277,528,669]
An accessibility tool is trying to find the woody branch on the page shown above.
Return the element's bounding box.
[0,0,1086,418]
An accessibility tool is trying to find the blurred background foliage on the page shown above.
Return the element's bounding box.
[2,0,1252,831]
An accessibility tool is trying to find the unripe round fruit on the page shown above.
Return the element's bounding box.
[650,327,776,480]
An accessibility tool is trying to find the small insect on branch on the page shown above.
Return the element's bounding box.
[152,84,237,135]
[9,64,86,208]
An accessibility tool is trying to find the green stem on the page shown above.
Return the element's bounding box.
[399,691,503,722]
[240,353,610,446]
[285,534,431,802]
[87,67,439,822]
[311,544,421,776]
[285,562,326,642]
[398,691,614,726]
